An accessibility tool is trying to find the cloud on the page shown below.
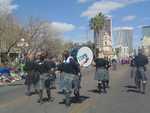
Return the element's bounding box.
[81,0,146,17]
[78,0,94,4]
[78,26,86,30]
[113,27,133,31]
[122,15,136,21]
[81,1,125,17]
[143,17,150,21]
[109,0,146,4]
[64,35,89,43]
[78,0,87,3]
[50,22,75,33]
[0,0,18,15]
[136,24,147,29]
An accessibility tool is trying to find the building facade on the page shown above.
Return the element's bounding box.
[141,25,150,56]
[114,27,133,58]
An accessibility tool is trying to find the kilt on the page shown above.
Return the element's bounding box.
[72,75,80,89]
[94,68,109,81]
[136,67,147,81]
[32,71,40,85]
[60,72,75,92]
[36,73,51,90]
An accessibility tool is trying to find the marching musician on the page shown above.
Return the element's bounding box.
[58,50,80,106]
[24,51,35,96]
[34,51,54,103]
[94,52,110,94]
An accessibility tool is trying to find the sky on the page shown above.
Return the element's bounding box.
[0,0,150,48]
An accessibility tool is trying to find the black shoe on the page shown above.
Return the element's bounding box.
[74,89,80,97]
[25,92,31,96]
[34,90,39,94]
[98,90,102,94]
[141,91,145,94]
[37,99,43,104]
[47,97,54,102]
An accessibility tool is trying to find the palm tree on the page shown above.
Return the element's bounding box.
[90,12,106,54]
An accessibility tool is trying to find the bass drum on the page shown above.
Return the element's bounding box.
[70,47,93,67]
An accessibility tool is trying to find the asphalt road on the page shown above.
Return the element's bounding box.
[0,64,150,113]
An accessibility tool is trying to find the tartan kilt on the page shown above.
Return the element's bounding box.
[36,73,51,90]
[60,72,75,91]
[72,75,80,89]
[32,71,40,85]
[94,68,109,81]
[136,67,147,81]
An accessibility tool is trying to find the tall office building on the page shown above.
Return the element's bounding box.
[94,16,113,58]
[141,25,150,56]
[114,27,133,54]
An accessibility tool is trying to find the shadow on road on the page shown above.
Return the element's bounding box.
[124,85,137,89]
[42,97,55,103]
[71,96,90,103]
[88,89,100,94]
[59,96,90,105]
[126,89,141,93]
[124,85,141,93]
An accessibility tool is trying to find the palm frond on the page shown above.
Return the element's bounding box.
[89,12,106,31]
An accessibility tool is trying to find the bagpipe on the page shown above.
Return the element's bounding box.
[69,46,93,67]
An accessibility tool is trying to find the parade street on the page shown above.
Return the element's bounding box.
[0,64,150,113]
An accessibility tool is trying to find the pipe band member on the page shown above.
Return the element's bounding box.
[134,49,148,94]
[58,51,80,106]
[23,52,35,96]
[94,53,109,93]
[34,51,53,103]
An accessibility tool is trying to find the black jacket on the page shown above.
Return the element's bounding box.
[94,58,110,70]
[33,59,51,74]
[58,59,80,75]
[134,54,148,67]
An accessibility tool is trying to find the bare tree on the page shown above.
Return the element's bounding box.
[23,17,71,57]
[0,15,24,62]
[0,15,76,63]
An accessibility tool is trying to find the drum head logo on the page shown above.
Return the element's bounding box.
[77,47,93,67]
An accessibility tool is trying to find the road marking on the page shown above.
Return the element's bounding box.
[69,99,96,113]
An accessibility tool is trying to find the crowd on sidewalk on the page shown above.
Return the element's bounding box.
[0,59,26,86]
